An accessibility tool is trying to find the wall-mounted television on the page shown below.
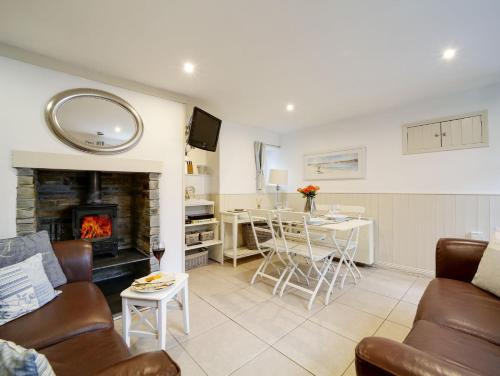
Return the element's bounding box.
[187,107,222,152]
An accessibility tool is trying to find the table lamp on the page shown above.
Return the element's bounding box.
[268,169,288,208]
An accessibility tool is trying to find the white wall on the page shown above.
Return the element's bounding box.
[0,56,186,272]
[281,83,500,194]
[218,122,282,194]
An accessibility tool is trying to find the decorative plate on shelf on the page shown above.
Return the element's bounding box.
[131,272,176,293]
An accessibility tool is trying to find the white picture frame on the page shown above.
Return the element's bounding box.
[304,146,367,180]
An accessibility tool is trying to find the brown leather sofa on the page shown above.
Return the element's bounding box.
[356,238,500,376]
[0,240,180,376]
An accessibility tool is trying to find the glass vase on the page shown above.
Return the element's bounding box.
[304,196,316,216]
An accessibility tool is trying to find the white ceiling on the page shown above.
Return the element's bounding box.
[1,0,500,133]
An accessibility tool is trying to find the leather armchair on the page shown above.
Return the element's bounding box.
[435,238,488,282]
[52,240,93,282]
[356,238,497,376]
[356,337,481,376]
[95,351,181,376]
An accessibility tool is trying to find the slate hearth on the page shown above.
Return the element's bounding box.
[16,168,161,313]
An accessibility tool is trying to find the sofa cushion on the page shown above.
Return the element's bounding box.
[0,260,39,326]
[0,254,61,326]
[0,231,67,288]
[0,339,55,376]
[405,320,500,376]
[415,278,500,345]
[0,282,113,349]
[472,238,500,297]
[40,329,130,376]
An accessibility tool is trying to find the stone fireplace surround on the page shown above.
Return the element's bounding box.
[17,168,160,269]
[13,150,164,275]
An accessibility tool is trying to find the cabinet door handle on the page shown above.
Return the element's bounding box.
[434,134,440,137]
[442,132,447,136]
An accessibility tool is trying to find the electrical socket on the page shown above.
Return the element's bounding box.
[468,231,483,240]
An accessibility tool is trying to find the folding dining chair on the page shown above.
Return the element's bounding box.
[247,209,287,294]
[332,205,365,288]
[276,211,336,310]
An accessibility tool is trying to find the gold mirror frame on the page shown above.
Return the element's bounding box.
[45,88,144,154]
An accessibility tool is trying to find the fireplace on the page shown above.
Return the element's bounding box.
[71,171,118,257]
[72,204,118,257]
[13,153,162,314]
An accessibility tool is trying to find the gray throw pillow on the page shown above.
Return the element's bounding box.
[0,231,67,288]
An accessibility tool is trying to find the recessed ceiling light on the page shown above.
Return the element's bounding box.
[183,62,195,74]
[286,104,295,112]
[114,126,121,132]
[442,48,456,60]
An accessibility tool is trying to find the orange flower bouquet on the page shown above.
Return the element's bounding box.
[297,185,320,198]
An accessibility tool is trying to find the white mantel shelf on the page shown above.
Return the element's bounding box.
[12,150,163,173]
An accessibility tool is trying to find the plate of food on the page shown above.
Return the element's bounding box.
[131,272,176,293]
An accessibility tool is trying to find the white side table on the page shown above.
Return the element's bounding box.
[120,273,190,350]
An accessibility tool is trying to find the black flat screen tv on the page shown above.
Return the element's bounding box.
[187,107,222,152]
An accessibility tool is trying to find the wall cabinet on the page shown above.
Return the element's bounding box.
[403,111,488,154]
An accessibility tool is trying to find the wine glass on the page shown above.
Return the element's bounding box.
[152,240,165,265]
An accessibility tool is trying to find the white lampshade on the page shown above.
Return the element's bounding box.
[268,169,288,185]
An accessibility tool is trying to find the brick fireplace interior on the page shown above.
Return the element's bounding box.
[16,168,161,314]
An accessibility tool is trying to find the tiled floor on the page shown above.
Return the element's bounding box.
[114,257,431,376]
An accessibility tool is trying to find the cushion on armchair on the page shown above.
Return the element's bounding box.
[0,254,60,326]
[0,339,55,376]
[472,237,500,297]
[0,231,67,287]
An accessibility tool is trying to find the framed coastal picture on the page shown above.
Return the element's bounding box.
[304,146,366,180]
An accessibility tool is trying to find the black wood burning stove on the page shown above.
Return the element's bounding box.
[72,172,118,257]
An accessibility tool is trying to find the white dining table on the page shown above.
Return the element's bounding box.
[307,218,371,305]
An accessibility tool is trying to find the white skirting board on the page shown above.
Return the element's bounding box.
[374,261,434,278]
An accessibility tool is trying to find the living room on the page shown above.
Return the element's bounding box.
[0,1,499,375]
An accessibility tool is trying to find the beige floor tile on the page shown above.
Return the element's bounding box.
[387,301,417,328]
[218,269,258,288]
[204,286,270,318]
[309,302,383,341]
[371,268,419,281]
[168,345,207,376]
[374,321,411,342]
[206,262,256,278]
[273,289,325,319]
[357,271,415,299]
[114,311,178,352]
[234,300,305,344]
[336,288,398,318]
[246,280,279,297]
[168,300,229,343]
[189,273,240,298]
[341,362,356,376]
[183,321,268,376]
[274,320,356,376]
[402,277,431,304]
[231,347,312,376]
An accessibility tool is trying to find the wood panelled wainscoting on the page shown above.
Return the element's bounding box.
[214,192,500,276]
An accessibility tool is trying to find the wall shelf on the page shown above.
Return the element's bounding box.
[184,200,221,268]
[185,239,223,251]
[185,219,219,227]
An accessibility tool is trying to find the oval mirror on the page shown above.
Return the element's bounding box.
[45,88,144,154]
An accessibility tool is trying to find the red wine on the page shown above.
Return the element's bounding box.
[153,248,165,262]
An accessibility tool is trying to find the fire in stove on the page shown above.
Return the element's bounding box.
[80,215,112,239]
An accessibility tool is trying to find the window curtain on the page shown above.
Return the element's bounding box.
[254,141,266,191]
